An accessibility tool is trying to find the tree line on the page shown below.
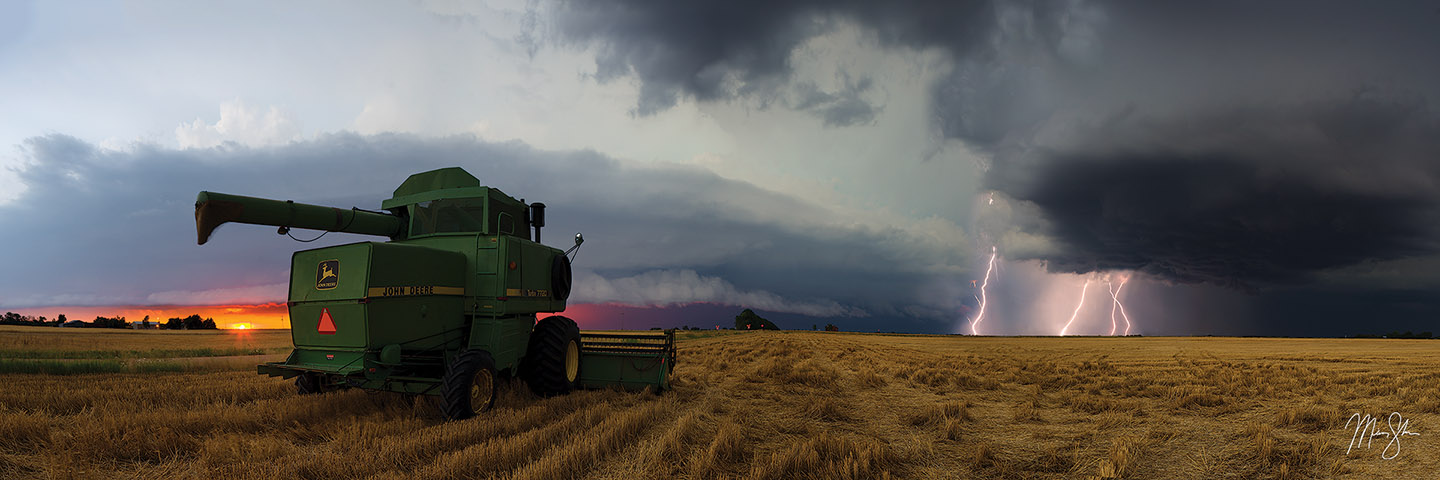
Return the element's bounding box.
[1353,331,1434,339]
[1,312,218,330]
[641,309,848,332]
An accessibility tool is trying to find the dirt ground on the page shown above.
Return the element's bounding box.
[0,326,1435,479]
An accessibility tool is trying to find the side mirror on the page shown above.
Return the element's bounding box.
[565,232,584,258]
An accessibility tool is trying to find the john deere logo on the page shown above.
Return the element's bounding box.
[316,260,339,290]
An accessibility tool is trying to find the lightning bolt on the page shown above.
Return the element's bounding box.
[1059,279,1090,336]
[970,245,998,335]
[1111,278,1132,335]
[1105,278,1117,334]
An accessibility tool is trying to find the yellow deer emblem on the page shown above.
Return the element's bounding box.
[316,260,339,289]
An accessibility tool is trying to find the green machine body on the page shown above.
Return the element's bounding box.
[195,167,672,419]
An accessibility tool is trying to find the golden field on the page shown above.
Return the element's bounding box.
[0,325,1436,479]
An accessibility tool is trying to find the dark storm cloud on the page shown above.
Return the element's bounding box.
[553,1,825,114]
[1005,156,1438,288]
[550,0,1007,118]
[982,2,1440,288]
[990,91,1440,288]
[547,0,1440,289]
[0,133,965,329]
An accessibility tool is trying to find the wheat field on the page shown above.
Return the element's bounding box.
[0,325,1435,479]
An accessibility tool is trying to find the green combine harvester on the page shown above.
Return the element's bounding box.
[194,167,675,419]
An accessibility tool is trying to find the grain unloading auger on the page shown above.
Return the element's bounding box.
[194,167,674,419]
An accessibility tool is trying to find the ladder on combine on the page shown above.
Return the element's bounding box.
[578,330,676,393]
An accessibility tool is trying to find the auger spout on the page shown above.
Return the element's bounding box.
[195,191,404,245]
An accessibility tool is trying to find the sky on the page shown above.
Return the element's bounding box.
[1,1,1438,336]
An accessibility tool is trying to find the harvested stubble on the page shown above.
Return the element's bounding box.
[0,329,1437,479]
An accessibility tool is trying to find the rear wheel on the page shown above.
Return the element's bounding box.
[521,315,582,396]
[441,350,498,420]
[295,373,327,395]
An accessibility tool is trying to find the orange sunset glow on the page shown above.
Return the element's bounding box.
[4,303,290,329]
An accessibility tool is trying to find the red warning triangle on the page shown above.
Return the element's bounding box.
[317,308,337,335]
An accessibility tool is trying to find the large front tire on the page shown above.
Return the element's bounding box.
[521,316,582,396]
[442,350,498,420]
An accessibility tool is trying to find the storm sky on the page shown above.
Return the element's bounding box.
[2,1,1438,335]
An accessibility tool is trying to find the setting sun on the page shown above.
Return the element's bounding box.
[230,323,252,330]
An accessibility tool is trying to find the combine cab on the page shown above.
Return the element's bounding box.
[194,167,674,419]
